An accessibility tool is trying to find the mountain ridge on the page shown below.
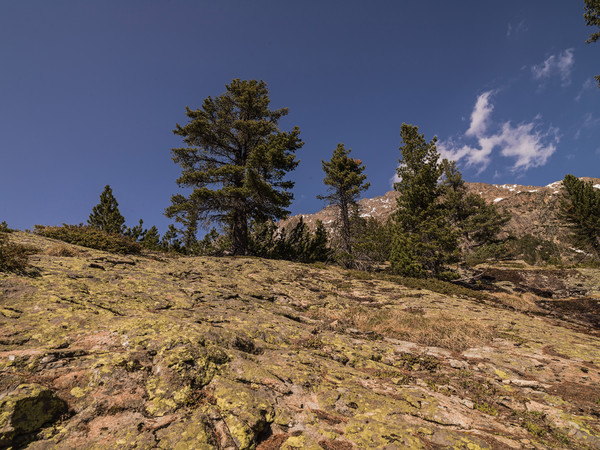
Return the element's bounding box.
[282,177,600,254]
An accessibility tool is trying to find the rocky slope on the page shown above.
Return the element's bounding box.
[283,178,600,253]
[1,232,600,449]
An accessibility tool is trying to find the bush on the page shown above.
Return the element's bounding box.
[46,244,80,257]
[34,224,141,254]
[0,232,37,273]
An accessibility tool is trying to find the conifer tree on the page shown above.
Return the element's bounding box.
[585,0,600,86]
[559,174,600,257]
[161,224,182,252]
[317,144,369,260]
[169,79,303,255]
[124,219,146,241]
[88,185,125,235]
[141,225,161,251]
[165,194,200,250]
[440,159,510,252]
[390,124,458,277]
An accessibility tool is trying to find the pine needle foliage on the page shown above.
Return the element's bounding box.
[317,144,369,259]
[559,174,600,258]
[88,185,126,235]
[391,124,459,277]
[440,160,510,253]
[169,79,303,256]
[249,218,330,263]
[584,0,600,86]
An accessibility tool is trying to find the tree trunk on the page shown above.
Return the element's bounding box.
[340,199,352,255]
[231,210,248,255]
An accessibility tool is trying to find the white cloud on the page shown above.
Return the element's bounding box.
[531,49,575,86]
[466,91,494,138]
[497,122,557,171]
[438,92,559,172]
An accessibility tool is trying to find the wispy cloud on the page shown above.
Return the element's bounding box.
[575,78,596,101]
[575,113,600,139]
[531,49,575,86]
[507,20,527,38]
[438,91,559,172]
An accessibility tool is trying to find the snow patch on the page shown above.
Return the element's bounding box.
[494,184,518,192]
[594,184,600,189]
[494,197,504,203]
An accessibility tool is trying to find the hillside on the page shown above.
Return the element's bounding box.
[1,232,600,449]
[282,178,600,255]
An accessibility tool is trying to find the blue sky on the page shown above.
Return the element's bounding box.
[1,1,598,235]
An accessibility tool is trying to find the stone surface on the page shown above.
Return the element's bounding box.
[0,231,599,448]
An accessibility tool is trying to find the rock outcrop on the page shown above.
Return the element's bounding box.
[0,232,599,448]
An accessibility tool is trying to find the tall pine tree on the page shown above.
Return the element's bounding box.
[88,185,125,235]
[559,174,600,258]
[440,159,510,253]
[169,79,303,255]
[585,0,600,86]
[317,143,369,261]
[390,124,458,277]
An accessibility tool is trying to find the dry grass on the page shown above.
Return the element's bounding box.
[46,243,80,257]
[315,306,495,352]
[489,292,543,313]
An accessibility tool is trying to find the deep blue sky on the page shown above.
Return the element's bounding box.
[1,1,598,234]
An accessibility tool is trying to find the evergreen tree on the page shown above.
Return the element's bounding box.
[124,219,146,241]
[390,124,458,277]
[248,218,329,263]
[559,174,600,257]
[141,225,161,251]
[585,0,600,86]
[169,79,303,256]
[194,228,223,256]
[161,224,182,252]
[317,143,369,261]
[88,185,126,235]
[440,159,510,252]
[351,216,395,269]
[165,194,200,250]
[307,220,331,262]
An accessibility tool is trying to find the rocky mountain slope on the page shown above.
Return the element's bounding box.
[283,178,600,253]
[1,232,600,449]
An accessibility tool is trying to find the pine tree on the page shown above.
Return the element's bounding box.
[141,225,161,251]
[440,159,509,253]
[390,124,458,277]
[88,185,126,235]
[317,143,369,262]
[559,174,600,257]
[585,0,600,86]
[161,224,182,252]
[165,194,200,250]
[307,220,331,262]
[124,219,146,241]
[169,79,303,256]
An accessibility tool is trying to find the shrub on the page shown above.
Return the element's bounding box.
[34,224,141,254]
[46,244,80,257]
[0,232,37,273]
